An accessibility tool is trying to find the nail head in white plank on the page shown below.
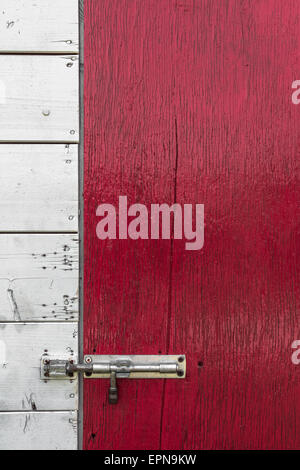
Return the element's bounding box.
[0,323,78,411]
[0,144,78,232]
[0,0,79,53]
[0,234,78,279]
[0,55,79,142]
[0,411,77,450]
[0,278,78,322]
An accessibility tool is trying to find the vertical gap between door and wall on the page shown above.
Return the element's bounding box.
[78,0,84,451]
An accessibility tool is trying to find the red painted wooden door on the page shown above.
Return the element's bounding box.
[84,0,299,450]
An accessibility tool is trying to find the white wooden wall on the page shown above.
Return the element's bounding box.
[0,1,79,450]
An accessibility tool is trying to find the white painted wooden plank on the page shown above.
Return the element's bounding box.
[0,55,79,142]
[0,411,77,450]
[0,144,78,232]
[0,0,79,53]
[0,278,78,322]
[0,323,78,411]
[0,235,78,321]
[0,144,78,229]
[0,234,78,279]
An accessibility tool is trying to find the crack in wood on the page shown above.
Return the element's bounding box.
[7,286,21,321]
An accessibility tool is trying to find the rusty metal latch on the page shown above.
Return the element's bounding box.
[41,354,186,404]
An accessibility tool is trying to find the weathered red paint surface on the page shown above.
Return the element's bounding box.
[84,0,299,449]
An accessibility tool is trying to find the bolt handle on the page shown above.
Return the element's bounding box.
[108,371,118,404]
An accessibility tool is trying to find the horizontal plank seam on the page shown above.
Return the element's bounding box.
[0,52,79,56]
[0,231,78,234]
[0,143,79,145]
[0,321,78,325]
[0,321,79,324]
[0,141,80,144]
[0,411,78,414]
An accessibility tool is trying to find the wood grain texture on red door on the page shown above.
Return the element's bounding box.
[84,0,299,450]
